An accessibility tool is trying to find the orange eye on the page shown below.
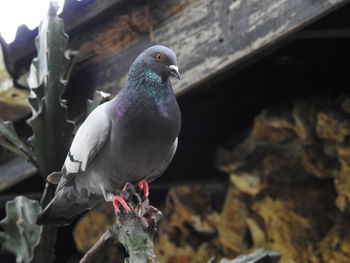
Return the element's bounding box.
[155,53,164,61]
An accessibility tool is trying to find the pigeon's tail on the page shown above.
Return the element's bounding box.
[37,184,98,226]
[36,202,78,226]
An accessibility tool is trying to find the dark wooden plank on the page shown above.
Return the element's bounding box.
[294,28,350,39]
[0,157,37,192]
[62,0,123,32]
[4,0,350,99]
[156,0,350,95]
[67,0,349,99]
[6,0,350,95]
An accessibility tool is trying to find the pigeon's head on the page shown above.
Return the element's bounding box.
[135,45,180,80]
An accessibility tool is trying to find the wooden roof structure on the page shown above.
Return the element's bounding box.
[3,0,349,95]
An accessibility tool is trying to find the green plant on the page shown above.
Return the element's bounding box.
[0,2,100,262]
[0,197,42,263]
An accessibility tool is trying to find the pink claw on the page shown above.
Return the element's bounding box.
[137,180,149,197]
[112,195,131,213]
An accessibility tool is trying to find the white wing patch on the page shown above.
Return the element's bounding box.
[64,108,111,174]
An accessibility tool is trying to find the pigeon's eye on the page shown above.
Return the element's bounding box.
[155,53,164,62]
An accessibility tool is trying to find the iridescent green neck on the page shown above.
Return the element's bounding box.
[145,71,162,84]
[143,71,166,98]
[127,63,170,99]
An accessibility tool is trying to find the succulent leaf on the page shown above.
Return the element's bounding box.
[26,2,74,176]
[0,120,34,162]
[0,196,42,263]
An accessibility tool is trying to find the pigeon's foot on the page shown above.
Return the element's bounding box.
[137,180,149,197]
[112,195,131,213]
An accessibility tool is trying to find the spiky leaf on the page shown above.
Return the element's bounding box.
[0,196,42,263]
[27,2,74,176]
[0,120,34,162]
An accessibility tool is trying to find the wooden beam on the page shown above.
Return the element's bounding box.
[157,0,350,95]
[67,0,349,98]
[4,0,350,97]
[294,28,350,39]
[0,157,37,192]
[62,0,124,32]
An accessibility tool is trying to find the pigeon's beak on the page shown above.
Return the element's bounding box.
[169,65,181,80]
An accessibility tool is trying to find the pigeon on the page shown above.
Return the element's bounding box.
[37,45,181,225]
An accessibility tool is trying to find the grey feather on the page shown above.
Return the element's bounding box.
[64,107,111,174]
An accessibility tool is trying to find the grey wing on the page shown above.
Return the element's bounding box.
[56,107,111,190]
[38,106,112,224]
[146,137,178,183]
[65,108,111,174]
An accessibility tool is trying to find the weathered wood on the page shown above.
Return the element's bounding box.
[62,0,123,32]
[156,0,350,95]
[0,156,37,192]
[5,0,349,98]
[66,0,349,98]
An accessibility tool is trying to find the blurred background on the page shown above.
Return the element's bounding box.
[1,0,350,262]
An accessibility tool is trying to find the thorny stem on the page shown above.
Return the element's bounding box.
[80,184,162,263]
[33,183,57,263]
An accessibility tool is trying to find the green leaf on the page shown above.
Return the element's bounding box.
[0,196,43,263]
[26,2,74,176]
[0,120,34,162]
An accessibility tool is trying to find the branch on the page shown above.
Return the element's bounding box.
[79,229,115,263]
[80,185,162,263]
